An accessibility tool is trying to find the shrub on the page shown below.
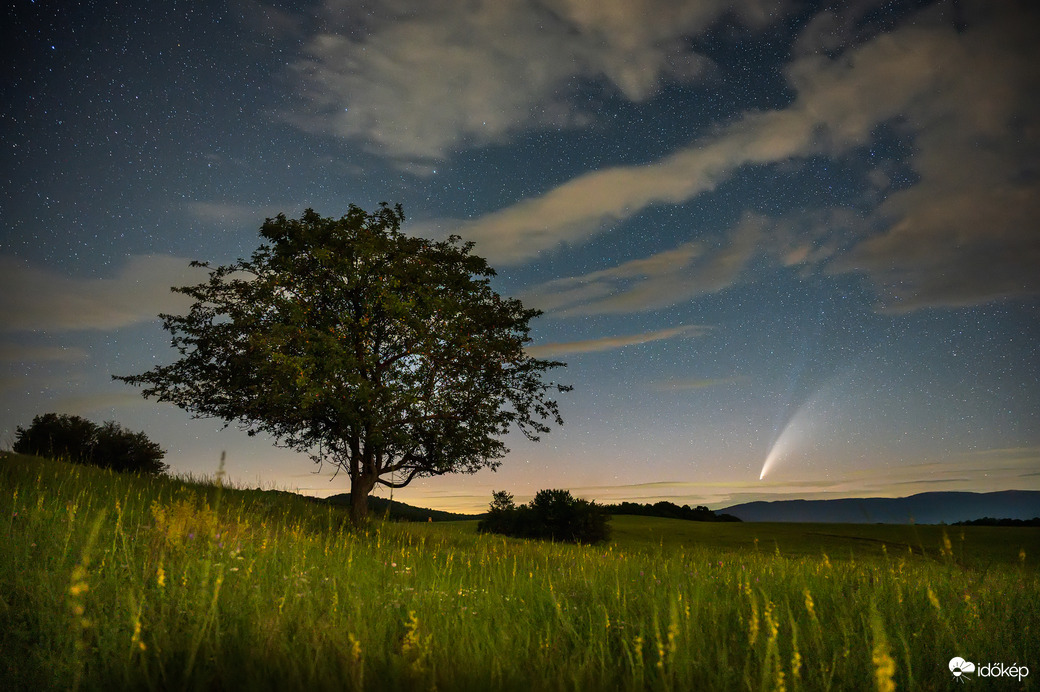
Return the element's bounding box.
[478,490,520,536]
[11,412,96,464]
[13,413,168,475]
[478,488,611,544]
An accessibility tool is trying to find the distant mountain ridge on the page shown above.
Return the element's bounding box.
[720,490,1040,524]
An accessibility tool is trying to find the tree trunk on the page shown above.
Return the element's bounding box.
[349,472,377,525]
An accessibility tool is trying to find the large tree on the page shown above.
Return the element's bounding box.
[115,205,570,523]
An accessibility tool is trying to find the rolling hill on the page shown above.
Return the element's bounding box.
[720,490,1040,523]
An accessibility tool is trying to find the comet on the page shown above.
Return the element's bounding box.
[759,441,780,480]
[759,419,795,479]
[759,399,814,480]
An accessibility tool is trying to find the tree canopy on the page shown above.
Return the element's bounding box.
[13,412,168,475]
[478,489,611,544]
[115,205,570,523]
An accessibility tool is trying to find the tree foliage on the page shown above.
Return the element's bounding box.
[604,500,742,522]
[115,205,570,523]
[13,412,168,475]
[478,489,611,544]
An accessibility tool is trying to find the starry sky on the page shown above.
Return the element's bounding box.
[2,0,1038,513]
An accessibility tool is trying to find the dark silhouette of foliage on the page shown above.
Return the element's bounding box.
[115,205,570,524]
[12,412,95,463]
[13,413,168,475]
[489,489,516,513]
[953,516,1040,527]
[604,500,742,522]
[479,488,611,544]
[92,421,169,475]
[479,489,520,535]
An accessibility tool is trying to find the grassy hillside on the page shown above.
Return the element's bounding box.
[323,492,478,522]
[2,453,1038,690]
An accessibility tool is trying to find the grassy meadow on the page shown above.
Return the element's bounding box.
[1,453,1038,691]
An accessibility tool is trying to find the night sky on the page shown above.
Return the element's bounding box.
[3,0,1038,513]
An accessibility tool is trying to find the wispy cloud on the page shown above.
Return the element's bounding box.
[648,377,742,392]
[49,391,154,417]
[284,0,789,165]
[0,255,205,332]
[522,213,766,315]
[0,344,88,363]
[888,477,970,486]
[186,200,296,226]
[526,324,709,359]
[959,446,1040,460]
[447,4,1039,310]
[825,6,1040,312]
[0,375,19,397]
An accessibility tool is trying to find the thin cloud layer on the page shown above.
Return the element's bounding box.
[448,23,931,265]
[522,213,766,315]
[829,7,1040,311]
[526,324,709,358]
[648,377,742,392]
[50,391,154,417]
[187,201,285,226]
[0,344,88,363]
[286,0,788,164]
[452,2,1039,311]
[0,255,205,332]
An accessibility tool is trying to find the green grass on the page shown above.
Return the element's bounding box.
[2,453,1038,691]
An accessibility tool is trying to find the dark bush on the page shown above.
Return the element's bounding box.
[13,413,168,475]
[477,489,520,535]
[11,412,97,464]
[478,488,611,544]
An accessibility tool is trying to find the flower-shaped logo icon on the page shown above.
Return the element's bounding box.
[949,657,976,681]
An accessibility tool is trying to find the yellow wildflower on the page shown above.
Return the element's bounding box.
[873,641,896,692]
[927,586,940,612]
[748,598,760,646]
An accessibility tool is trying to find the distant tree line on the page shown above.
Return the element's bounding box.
[603,500,742,522]
[479,489,611,544]
[12,413,168,475]
[953,517,1040,527]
